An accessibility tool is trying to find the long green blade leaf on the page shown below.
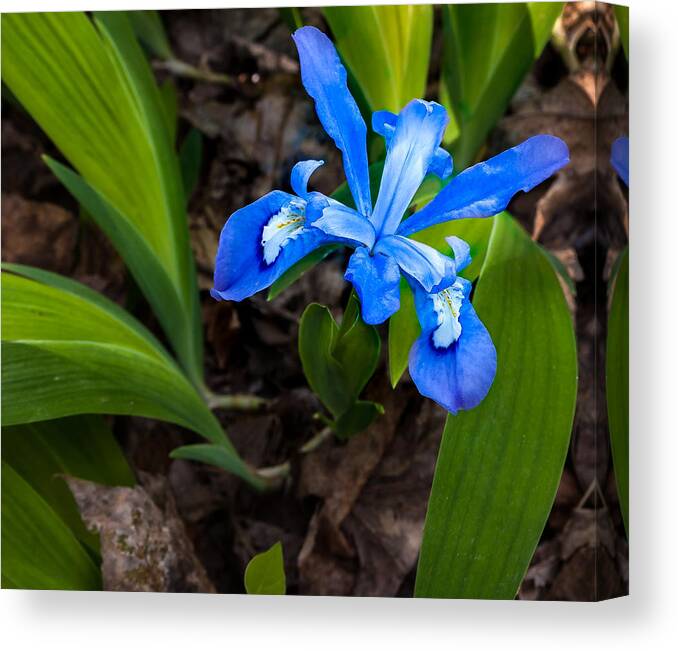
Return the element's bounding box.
[323,4,433,114]
[2,461,101,590]
[415,213,577,599]
[1,12,203,381]
[441,2,563,167]
[3,415,135,552]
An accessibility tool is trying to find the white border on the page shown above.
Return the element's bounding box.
[3,0,678,649]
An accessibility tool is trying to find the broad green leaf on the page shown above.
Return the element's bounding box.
[244,542,286,595]
[441,3,564,167]
[614,6,629,58]
[3,415,135,552]
[179,128,204,204]
[298,304,352,418]
[1,269,258,487]
[333,400,384,440]
[388,216,495,387]
[2,461,101,590]
[279,7,303,31]
[323,5,433,114]
[127,10,173,59]
[268,245,341,301]
[333,293,381,400]
[415,213,577,599]
[607,248,629,533]
[1,12,203,383]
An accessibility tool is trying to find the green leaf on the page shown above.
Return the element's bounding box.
[179,128,204,204]
[607,248,628,534]
[333,293,381,400]
[267,245,340,301]
[441,3,563,167]
[1,12,203,383]
[126,10,173,59]
[614,6,629,58]
[388,216,495,387]
[323,5,433,114]
[298,303,352,418]
[415,213,577,599]
[279,7,303,31]
[244,542,286,595]
[333,400,384,440]
[2,415,135,552]
[1,268,259,487]
[2,461,101,590]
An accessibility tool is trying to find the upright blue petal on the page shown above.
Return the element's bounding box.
[291,159,324,198]
[398,135,569,237]
[372,109,453,179]
[344,247,401,325]
[212,191,330,302]
[611,136,629,186]
[446,236,471,273]
[370,100,449,238]
[374,235,455,293]
[293,26,372,217]
[409,288,496,414]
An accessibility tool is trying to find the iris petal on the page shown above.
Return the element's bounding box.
[291,159,324,198]
[293,26,372,217]
[212,191,330,302]
[313,203,376,249]
[409,295,496,414]
[611,136,629,186]
[372,109,453,179]
[375,235,455,293]
[370,100,449,237]
[445,236,471,272]
[398,135,570,237]
[344,247,401,325]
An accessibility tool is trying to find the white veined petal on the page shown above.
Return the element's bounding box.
[431,280,465,348]
[261,198,307,264]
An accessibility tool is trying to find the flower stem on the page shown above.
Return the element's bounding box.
[206,392,270,412]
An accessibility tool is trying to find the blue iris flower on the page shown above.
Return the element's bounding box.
[212,26,570,414]
[611,136,629,186]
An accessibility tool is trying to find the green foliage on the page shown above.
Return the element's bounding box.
[614,5,629,58]
[1,12,203,385]
[244,542,286,595]
[299,294,382,438]
[441,2,563,167]
[126,9,173,59]
[323,4,433,114]
[415,213,577,599]
[2,461,101,590]
[3,415,134,554]
[607,248,629,534]
[179,128,204,204]
[1,265,259,488]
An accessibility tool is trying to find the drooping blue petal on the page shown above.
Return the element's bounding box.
[344,247,401,325]
[408,286,496,414]
[372,109,453,180]
[370,100,449,238]
[374,234,455,293]
[212,191,330,302]
[291,159,324,198]
[611,136,629,186]
[398,135,570,237]
[292,26,372,217]
[446,236,471,273]
[312,203,376,249]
